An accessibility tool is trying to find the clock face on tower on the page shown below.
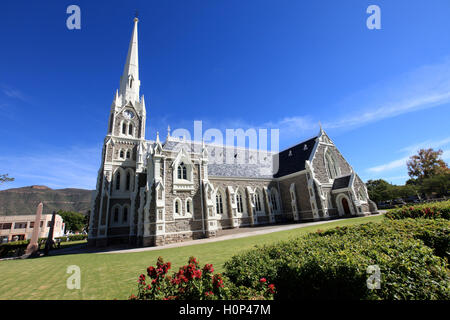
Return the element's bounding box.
[123,110,135,119]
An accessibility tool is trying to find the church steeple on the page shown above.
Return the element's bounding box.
[119,17,140,104]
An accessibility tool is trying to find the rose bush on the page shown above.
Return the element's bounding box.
[385,200,450,220]
[129,256,275,300]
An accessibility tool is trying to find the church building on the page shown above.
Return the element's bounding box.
[88,18,378,247]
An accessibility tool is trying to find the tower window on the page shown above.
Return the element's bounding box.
[120,150,125,159]
[123,207,128,222]
[126,150,131,159]
[113,207,119,223]
[115,171,121,190]
[128,123,133,136]
[177,162,187,180]
[129,76,133,88]
[122,123,127,134]
[126,172,131,191]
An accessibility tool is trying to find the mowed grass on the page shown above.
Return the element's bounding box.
[0,215,383,300]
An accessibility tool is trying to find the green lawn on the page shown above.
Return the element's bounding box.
[0,215,383,300]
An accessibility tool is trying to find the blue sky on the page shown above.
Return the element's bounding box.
[0,0,449,190]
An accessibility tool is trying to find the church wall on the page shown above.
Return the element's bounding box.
[209,177,275,227]
[312,143,352,184]
[278,173,315,221]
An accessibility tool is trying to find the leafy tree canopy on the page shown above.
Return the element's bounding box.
[0,174,14,185]
[407,148,449,181]
[57,210,87,233]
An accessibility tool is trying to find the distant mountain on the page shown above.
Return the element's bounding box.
[0,185,94,216]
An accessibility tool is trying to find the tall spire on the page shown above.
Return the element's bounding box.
[119,17,140,104]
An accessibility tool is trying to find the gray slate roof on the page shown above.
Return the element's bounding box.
[161,136,319,179]
[162,139,275,178]
[273,137,317,178]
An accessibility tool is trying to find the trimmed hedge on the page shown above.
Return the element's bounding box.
[0,240,30,258]
[385,200,450,220]
[55,234,88,242]
[0,235,88,258]
[224,219,450,300]
[320,218,449,260]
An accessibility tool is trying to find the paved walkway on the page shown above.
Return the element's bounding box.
[95,213,383,255]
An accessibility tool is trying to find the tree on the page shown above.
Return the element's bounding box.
[419,172,450,198]
[366,179,418,203]
[366,179,395,203]
[0,174,14,185]
[57,210,87,233]
[407,148,449,181]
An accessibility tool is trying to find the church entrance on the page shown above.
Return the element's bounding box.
[341,198,351,215]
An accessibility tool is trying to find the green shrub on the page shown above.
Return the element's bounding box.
[0,240,30,258]
[224,220,449,300]
[55,234,88,242]
[385,200,450,220]
[321,219,449,260]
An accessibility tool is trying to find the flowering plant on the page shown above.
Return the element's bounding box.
[130,256,233,300]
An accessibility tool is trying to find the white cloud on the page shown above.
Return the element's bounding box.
[0,145,101,190]
[1,85,29,102]
[367,135,450,174]
[367,156,410,173]
[324,57,450,129]
[399,136,450,154]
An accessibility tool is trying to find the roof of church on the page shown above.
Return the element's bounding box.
[332,175,352,190]
[272,136,318,178]
[161,135,321,179]
[162,139,275,179]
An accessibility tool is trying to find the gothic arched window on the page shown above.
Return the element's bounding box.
[122,206,128,223]
[115,171,121,190]
[120,150,125,159]
[270,189,279,212]
[236,192,244,213]
[177,162,187,180]
[216,192,224,215]
[325,151,338,179]
[254,192,262,212]
[128,123,133,136]
[126,172,131,191]
[113,207,119,223]
[185,198,193,215]
[174,198,182,216]
[129,76,133,88]
[122,123,127,135]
